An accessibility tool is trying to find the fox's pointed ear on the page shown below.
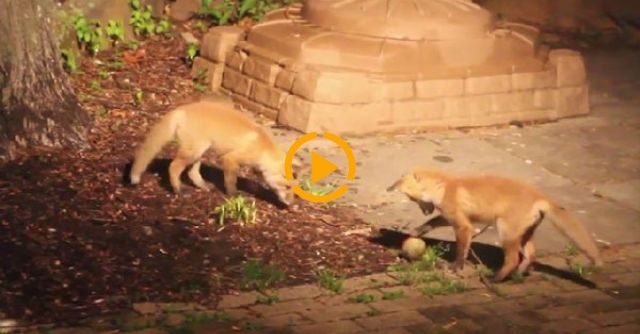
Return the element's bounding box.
[412,172,419,182]
[386,178,403,192]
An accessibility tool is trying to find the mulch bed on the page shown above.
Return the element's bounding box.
[0,31,397,325]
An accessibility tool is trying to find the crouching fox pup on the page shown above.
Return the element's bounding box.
[129,100,295,206]
[388,167,603,282]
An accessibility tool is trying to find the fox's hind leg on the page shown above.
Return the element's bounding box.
[188,160,213,191]
[516,211,543,275]
[517,240,536,275]
[494,238,521,282]
[169,156,189,193]
[221,152,241,196]
[169,144,206,194]
[495,211,543,281]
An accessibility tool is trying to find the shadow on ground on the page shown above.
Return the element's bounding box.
[122,158,286,208]
[369,228,598,288]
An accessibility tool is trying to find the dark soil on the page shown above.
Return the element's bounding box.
[0,32,396,325]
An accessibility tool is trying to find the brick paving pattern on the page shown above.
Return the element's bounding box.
[22,242,639,334]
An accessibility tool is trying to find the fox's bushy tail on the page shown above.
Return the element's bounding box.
[129,109,184,184]
[546,202,603,266]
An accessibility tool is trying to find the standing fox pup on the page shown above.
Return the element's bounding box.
[387,167,603,282]
[129,100,294,205]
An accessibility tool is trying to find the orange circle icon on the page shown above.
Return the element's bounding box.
[284,132,356,203]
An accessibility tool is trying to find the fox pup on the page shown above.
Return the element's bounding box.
[388,167,603,282]
[129,100,295,205]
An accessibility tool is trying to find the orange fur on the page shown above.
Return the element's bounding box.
[130,100,295,205]
[388,167,603,281]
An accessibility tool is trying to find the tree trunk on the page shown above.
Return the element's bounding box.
[0,0,90,162]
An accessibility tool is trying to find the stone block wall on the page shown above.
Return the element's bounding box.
[198,27,589,135]
[191,27,245,93]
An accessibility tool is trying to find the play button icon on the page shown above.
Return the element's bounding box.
[285,132,357,203]
[310,151,338,184]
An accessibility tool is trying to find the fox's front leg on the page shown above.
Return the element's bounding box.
[450,211,474,272]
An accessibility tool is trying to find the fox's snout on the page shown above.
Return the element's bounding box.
[276,189,294,207]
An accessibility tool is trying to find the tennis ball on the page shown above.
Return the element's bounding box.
[401,237,427,260]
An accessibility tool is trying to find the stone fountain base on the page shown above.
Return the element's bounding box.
[193,8,589,135]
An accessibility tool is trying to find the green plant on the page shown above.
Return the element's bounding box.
[72,14,105,55]
[200,0,236,26]
[128,40,141,51]
[193,69,208,92]
[242,260,286,290]
[421,280,466,296]
[387,243,449,285]
[156,18,172,35]
[186,42,199,64]
[214,195,257,226]
[107,59,125,70]
[237,0,257,18]
[300,178,337,196]
[568,262,595,277]
[116,317,160,332]
[240,321,264,331]
[388,246,445,274]
[90,80,101,91]
[37,326,54,334]
[98,69,110,80]
[382,290,406,300]
[133,88,144,105]
[105,20,125,44]
[168,311,230,334]
[399,272,424,286]
[199,0,293,26]
[367,278,388,289]
[420,273,467,296]
[179,279,206,294]
[184,311,231,324]
[348,293,375,304]
[130,0,156,36]
[61,48,78,73]
[315,269,344,294]
[565,244,579,257]
[421,244,448,270]
[194,20,209,32]
[366,309,382,317]
[477,265,494,278]
[167,327,194,334]
[238,0,283,22]
[509,271,525,283]
[256,293,280,305]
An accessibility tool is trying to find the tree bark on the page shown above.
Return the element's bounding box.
[0,0,90,162]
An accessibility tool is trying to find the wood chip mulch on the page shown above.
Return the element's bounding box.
[0,32,397,324]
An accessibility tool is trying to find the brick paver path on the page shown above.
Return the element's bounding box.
[209,243,640,334]
[12,243,640,334]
